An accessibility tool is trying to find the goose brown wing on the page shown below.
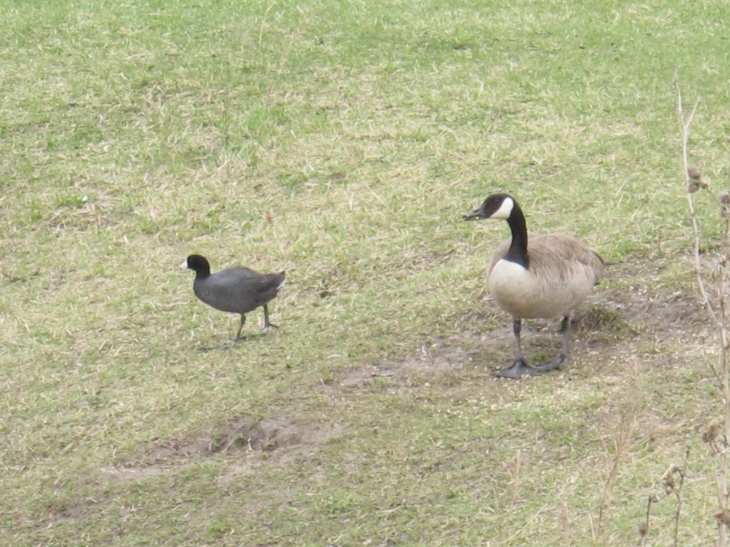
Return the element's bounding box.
[527,234,603,285]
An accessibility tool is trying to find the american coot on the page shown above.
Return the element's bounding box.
[463,194,604,380]
[185,254,285,340]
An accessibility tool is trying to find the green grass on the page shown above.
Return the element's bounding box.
[1,0,729,545]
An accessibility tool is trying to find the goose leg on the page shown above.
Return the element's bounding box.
[532,314,571,372]
[235,314,246,340]
[261,304,279,331]
[497,319,533,379]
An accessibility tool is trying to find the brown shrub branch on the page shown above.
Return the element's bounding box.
[676,75,730,547]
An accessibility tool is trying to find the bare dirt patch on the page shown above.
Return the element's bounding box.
[111,415,340,480]
[337,338,478,393]
[336,276,710,391]
[598,287,707,336]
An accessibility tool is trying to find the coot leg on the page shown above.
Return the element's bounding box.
[261,304,279,331]
[235,314,246,340]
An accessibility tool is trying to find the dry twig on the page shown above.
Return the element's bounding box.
[676,74,730,547]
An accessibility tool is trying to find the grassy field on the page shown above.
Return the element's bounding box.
[1,0,729,545]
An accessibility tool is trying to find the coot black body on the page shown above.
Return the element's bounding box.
[185,254,285,339]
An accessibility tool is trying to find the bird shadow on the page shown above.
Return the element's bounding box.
[197,341,237,353]
[196,331,275,352]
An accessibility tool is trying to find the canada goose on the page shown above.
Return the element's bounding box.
[184,254,285,340]
[463,194,604,379]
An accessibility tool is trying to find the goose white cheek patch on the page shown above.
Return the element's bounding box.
[490,197,514,220]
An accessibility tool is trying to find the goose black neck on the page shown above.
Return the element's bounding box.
[505,202,530,269]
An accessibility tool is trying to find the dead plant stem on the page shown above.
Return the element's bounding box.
[673,448,691,547]
[676,75,729,547]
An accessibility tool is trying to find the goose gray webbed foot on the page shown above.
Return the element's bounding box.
[497,359,534,379]
[496,318,539,379]
[529,315,571,373]
[529,353,567,373]
[498,354,567,379]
